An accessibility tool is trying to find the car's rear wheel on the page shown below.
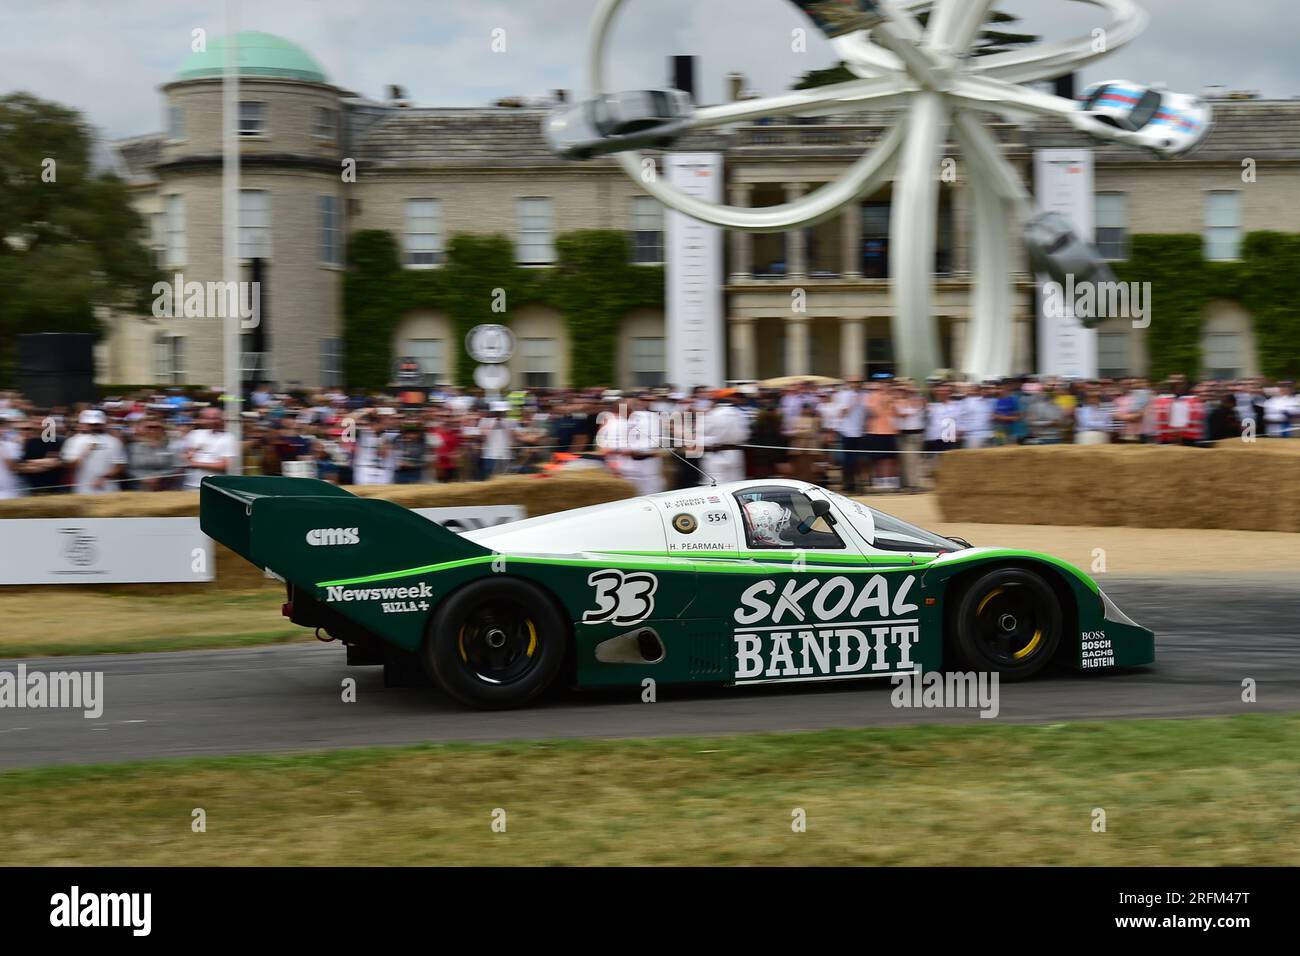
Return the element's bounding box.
[423,577,568,709]
[951,568,1062,680]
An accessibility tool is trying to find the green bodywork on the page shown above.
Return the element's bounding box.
[200,476,1155,689]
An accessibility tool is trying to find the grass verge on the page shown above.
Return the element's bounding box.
[1,714,1296,865]
[0,589,303,658]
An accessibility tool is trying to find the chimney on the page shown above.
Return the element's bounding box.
[1053,73,1077,101]
[726,72,745,103]
[386,84,410,107]
[671,55,696,102]
[553,89,569,104]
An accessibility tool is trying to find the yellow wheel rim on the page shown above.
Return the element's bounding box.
[977,587,1004,616]
[1013,629,1042,661]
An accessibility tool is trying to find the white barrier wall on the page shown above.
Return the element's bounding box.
[0,506,527,585]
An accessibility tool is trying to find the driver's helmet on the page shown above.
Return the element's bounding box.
[744,499,792,546]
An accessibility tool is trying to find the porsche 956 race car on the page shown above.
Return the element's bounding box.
[200,476,1153,709]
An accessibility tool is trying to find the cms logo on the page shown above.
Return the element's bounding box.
[306,527,360,547]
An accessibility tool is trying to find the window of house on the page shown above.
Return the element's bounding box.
[1096,192,1128,260]
[734,486,844,550]
[320,338,345,388]
[630,196,664,264]
[1203,332,1242,380]
[517,198,555,265]
[238,189,271,259]
[403,199,442,266]
[520,336,557,387]
[861,201,890,278]
[318,195,341,265]
[239,101,266,136]
[154,333,186,384]
[167,104,185,141]
[1204,191,1242,261]
[630,336,666,388]
[164,195,186,267]
[402,338,445,383]
[1097,329,1130,378]
[312,107,337,140]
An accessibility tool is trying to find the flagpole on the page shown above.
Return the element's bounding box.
[222,0,243,473]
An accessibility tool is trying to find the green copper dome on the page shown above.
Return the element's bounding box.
[176,32,328,83]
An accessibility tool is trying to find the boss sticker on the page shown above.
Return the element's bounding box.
[583,569,658,626]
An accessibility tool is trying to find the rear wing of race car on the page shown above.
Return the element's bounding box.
[199,476,491,591]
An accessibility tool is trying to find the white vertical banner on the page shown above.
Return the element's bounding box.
[1033,149,1098,379]
[665,153,725,390]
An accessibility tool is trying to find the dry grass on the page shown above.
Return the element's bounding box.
[0,589,303,657]
[1,715,1296,866]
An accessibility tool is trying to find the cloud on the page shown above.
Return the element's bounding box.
[0,0,1295,144]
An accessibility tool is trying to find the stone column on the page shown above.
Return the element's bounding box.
[728,183,753,282]
[950,317,968,374]
[784,183,807,281]
[731,316,758,382]
[840,317,865,380]
[841,204,862,279]
[785,315,811,377]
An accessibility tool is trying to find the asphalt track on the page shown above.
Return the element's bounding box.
[1,575,1297,769]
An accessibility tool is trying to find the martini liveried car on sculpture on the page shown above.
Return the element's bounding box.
[200,476,1153,709]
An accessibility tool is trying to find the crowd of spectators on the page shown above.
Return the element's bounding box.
[0,374,1295,500]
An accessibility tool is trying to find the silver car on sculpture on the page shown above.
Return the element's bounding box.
[544,89,694,160]
[1023,211,1117,322]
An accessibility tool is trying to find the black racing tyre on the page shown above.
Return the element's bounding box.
[951,568,1062,681]
[422,577,568,709]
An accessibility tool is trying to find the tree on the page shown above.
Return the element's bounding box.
[793,7,1039,89]
[0,93,157,379]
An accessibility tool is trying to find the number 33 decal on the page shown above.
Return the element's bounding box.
[583,569,658,626]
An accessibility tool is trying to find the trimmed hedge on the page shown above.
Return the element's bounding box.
[343,230,664,390]
[1115,232,1300,381]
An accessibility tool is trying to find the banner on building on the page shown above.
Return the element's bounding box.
[1033,148,1098,379]
[665,153,726,390]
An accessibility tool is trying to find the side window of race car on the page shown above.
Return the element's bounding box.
[734,487,845,550]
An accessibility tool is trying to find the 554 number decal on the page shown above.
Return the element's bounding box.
[583,569,658,626]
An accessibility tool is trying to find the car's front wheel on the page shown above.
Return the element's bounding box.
[951,568,1062,680]
[423,577,568,709]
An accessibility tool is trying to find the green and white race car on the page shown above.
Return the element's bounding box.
[200,476,1153,709]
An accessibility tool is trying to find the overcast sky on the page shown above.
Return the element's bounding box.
[3,0,1297,144]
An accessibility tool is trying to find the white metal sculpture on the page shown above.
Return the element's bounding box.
[582,0,1183,383]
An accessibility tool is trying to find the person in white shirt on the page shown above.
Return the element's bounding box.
[180,408,240,489]
[1263,383,1297,438]
[60,409,127,495]
[698,391,750,484]
[353,414,397,485]
[0,429,23,500]
[959,384,995,449]
[832,379,869,493]
[479,405,516,478]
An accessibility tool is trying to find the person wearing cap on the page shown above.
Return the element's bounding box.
[698,389,749,485]
[60,409,127,495]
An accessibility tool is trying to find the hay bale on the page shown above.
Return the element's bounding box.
[935,441,1300,531]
